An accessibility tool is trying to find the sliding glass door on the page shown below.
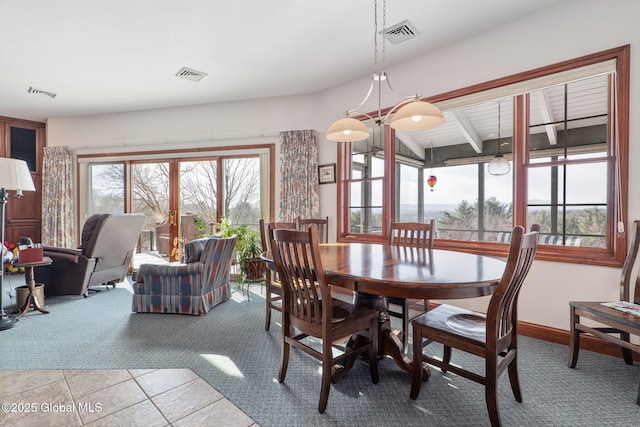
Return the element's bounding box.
[85,152,268,263]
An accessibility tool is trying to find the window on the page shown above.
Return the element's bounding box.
[337,46,629,266]
[525,74,610,249]
[79,144,275,260]
[343,127,387,236]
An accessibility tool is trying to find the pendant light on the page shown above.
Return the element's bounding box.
[487,100,511,176]
[325,0,444,142]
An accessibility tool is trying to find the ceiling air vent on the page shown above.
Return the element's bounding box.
[381,20,419,45]
[28,86,57,98]
[175,67,208,82]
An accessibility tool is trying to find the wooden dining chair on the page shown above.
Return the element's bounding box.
[296,216,329,243]
[387,220,435,352]
[259,219,296,331]
[410,225,538,427]
[569,219,640,405]
[269,223,379,413]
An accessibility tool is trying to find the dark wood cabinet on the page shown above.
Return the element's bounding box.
[1,117,45,245]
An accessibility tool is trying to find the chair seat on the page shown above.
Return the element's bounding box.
[291,298,377,324]
[331,298,378,323]
[570,301,640,330]
[413,304,487,346]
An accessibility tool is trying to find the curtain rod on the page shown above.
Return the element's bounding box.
[73,131,281,153]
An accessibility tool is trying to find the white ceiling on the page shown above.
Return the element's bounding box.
[0,0,568,122]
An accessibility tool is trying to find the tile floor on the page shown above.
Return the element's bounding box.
[0,368,258,426]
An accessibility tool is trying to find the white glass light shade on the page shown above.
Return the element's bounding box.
[487,154,511,176]
[0,158,36,191]
[325,117,370,142]
[389,100,445,131]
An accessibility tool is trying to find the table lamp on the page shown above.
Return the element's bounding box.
[0,158,36,330]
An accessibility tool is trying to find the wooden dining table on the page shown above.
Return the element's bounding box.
[262,242,506,381]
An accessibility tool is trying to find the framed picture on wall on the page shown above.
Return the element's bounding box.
[318,163,336,184]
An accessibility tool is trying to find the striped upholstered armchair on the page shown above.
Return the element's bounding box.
[132,235,237,315]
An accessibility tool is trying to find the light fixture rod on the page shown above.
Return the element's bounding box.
[325,0,445,141]
[497,99,502,155]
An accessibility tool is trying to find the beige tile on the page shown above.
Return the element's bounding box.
[173,398,255,427]
[135,368,199,397]
[77,379,147,425]
[0,378,81,427]
[128,368,157,378]
[151,378,223,423]
[84,399,169,427]
[0,369,64,397]
[64,370,132,399]
[0,369,257,427]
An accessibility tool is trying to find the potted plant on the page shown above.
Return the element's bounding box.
[219,218,265,282]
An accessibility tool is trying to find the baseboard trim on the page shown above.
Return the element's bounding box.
[518,320,640,362]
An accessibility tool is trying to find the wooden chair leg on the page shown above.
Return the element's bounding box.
[410,325,423,400]
[319,341,332,413]
[485,360,501,427]
[441,345,452,372]
[620,332,634,365]
[568,306,580,368]
[507,354,522,402]
[278,336,290,383]
[265,291,272,331]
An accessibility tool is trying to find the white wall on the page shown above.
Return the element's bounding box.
[47,0,640,331]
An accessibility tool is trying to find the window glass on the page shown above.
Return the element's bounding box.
[345,128,386,236]
[350,179,383,234]
[223,157,261,227]
[89,163,124,214]
[527,73,610,248]
[426,164,480,241]
[398,164,419,222]
[179,160,218,239]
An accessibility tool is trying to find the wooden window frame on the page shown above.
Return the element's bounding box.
[337,45,629,267]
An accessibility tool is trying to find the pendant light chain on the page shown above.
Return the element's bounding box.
[325,0,445,142]
[497,99,502,155]
[374,0,378,77]
[382,0,386,75]
[487,98,511,176]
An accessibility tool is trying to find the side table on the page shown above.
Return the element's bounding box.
[12,256,52,317]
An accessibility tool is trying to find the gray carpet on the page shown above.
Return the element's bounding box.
[1,283,639,426]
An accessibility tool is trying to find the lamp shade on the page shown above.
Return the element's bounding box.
[325,117,370,142]
[389,100,445,131]
[487,154,511,176]
[0,158,36,191]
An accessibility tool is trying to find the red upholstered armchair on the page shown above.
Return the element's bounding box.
[34,213,145,296]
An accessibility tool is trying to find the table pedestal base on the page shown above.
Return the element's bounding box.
[12,261,51,318]
[332,291,430,383]
[17,290,49,317]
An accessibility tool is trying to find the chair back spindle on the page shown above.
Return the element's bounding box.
[389,220,435,250]
[259,219,297,331]
[272,225,325,326]
[296,216,329,243]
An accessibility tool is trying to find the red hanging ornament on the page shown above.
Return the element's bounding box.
[427,174,437,191]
